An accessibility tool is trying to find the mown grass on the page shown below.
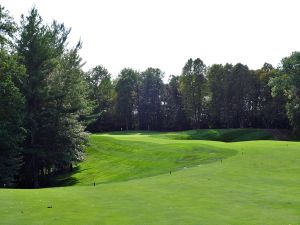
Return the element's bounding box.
[54,134,236,186]
[1,129,300,225]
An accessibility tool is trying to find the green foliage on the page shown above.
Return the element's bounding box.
[206,63,287,129]
[85,65,115,131]
[255,63,289,128]
[0,6,25,186]
[269,52,300,131]
[0,50,25,186]
[180,58,207,128]
[139,68,164,130]
[16,8,89,187]
[86,65,113,113]
[40,46,90,169]
[207,64,227,127]
[163,75,189,130]
[0,5,16,46]
[115,68,139,130]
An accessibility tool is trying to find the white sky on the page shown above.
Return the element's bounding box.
[2,0,300,79]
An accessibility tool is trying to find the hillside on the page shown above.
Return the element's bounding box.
[54,129,287,186]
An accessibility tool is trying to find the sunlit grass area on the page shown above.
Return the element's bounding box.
[1,129,300,225]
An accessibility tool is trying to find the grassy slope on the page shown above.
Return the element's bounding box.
[1,129,300,225]
[54,133,236,186]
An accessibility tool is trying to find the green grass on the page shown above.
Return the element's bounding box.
[54,134,236,186]
[161,128,275,141]
[1,129,300,225]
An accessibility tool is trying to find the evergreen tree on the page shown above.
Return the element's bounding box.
[17,8,89,187]
[40,45,90,177]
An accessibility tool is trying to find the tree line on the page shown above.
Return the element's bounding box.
[0,6,299,187]
[87,58,298,133]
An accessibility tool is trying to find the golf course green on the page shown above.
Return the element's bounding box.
[1,129,300,225]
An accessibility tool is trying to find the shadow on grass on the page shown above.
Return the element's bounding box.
[47,167,89,187]
[101,130,162,136]
[96,129,300,142]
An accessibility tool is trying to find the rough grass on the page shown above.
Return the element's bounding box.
[161,128,275,141]
[1,129,300,225]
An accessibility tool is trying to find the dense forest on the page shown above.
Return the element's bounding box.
[0,6,299,188]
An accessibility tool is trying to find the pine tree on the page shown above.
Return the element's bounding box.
[17,8,89,187]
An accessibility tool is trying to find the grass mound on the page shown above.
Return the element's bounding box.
[55,134,236,186]
[163,128,274,142]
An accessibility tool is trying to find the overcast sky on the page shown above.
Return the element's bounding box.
[2,0,300,79]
